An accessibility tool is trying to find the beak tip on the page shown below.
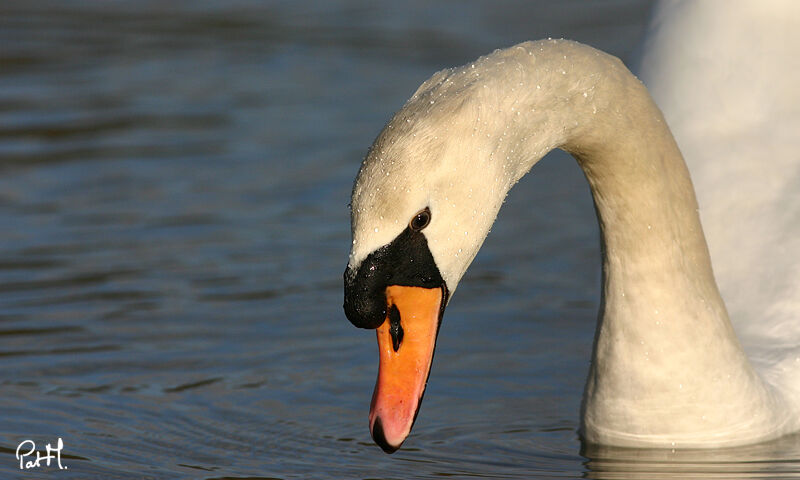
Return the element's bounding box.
[371,416,401,454]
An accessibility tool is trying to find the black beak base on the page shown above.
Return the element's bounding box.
[343,225,447,329]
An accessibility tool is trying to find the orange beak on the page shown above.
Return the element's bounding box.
[368,285,444,453]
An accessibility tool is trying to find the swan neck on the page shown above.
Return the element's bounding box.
[517,46,783,445]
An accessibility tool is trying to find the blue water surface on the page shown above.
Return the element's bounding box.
[2,1,799,478]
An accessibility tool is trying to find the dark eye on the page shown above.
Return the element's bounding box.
[409,207,431,231]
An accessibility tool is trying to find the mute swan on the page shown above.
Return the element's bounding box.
[343,39,800,453]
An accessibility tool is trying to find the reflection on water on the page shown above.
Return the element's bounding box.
[1,0,799,478]
[584,433,800,479]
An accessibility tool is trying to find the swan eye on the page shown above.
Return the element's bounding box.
[409,208,431,231]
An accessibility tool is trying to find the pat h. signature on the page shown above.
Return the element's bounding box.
[15,438,67,470]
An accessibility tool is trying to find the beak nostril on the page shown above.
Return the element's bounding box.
[389,304,403,352]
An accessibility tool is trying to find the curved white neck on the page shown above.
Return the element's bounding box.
[445,41,788,446]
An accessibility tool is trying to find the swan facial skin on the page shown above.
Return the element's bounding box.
[343,223,448,453]
[344,225,446,329]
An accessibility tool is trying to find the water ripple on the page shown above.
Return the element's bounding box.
[3,1,798,479]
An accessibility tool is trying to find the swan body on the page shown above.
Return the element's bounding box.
[344,38,800,451]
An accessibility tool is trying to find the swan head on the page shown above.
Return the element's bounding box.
[344,40,588,453]
[343,43,560,453]
[345,70,504,297]
[343,72,506,453]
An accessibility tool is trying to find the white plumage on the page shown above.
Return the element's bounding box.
[348,2,800,448]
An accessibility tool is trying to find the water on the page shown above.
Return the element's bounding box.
[1,1,799,478]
